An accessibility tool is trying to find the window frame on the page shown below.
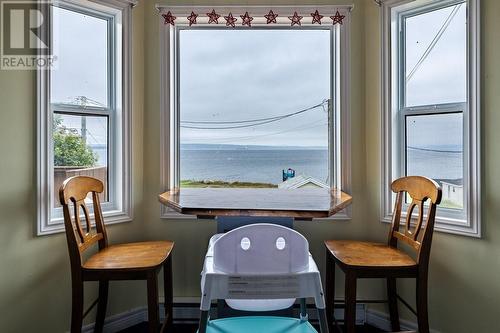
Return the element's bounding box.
[37,0,135,235]
[158,6,352,220]
[380,0,481,237]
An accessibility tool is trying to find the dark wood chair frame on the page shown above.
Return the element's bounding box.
[59,176,174,333]
[325,176,442,333]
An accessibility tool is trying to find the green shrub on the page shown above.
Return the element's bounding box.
[53,116,97,167]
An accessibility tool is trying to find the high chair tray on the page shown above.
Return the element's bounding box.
[197,316,318,333]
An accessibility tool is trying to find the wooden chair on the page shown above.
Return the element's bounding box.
[324,176,442,333]
[59,176,174,333]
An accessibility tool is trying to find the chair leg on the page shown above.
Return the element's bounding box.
[318,308,330,333]
[344,272,357,333]
[198,310,209,333]
[416,274,429,333]
[299,298,307,320]
[387,277,400,332]
[71,277,84,333]
[147,272,160,333]
[325,251,336,333]
[216,300,225,318]
[94,280,109,333]
[163,256,173,330]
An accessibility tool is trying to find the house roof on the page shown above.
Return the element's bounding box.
[438,178,463,186]
[278,175,329,189]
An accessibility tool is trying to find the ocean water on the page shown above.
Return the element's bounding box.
[181,149,329,185]
[407,148,462,180]
[180,147,463,185]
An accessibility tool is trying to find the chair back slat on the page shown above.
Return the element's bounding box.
[403,200,426,241]
[92,191,108,249]
[393,231,420,252]
[388,191,403,246]
[59,176,108,268]
[72,200,86,243]
[388,176,442,264]
[79,233,104,253]
[80,200,92,234]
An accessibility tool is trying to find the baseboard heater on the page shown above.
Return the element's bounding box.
[81,301,366,333]
[173,302,366,325]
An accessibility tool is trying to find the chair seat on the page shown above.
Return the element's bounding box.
[324,240,417,268]
[83,241,174,270]
[198,316,317,333]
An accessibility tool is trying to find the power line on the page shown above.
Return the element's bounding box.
[69,95,106,107]
[190,119,327,144]
[182,114,288,124]
[406,3,462,82]
[180,100,328,129]
[407,146,462,153]
[181,117,294,130]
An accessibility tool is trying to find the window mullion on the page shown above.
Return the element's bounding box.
[51,104,112,116]
[37,0,133,235]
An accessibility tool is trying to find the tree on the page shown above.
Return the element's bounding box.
[53,115,98,167]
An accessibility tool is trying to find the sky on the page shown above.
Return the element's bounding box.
[51,6,108,107]
[405,3,466,149]
[179,29,330,147]
[51,3,466,149]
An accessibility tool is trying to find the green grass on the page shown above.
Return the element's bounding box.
[180,180,278,188]
[440,199,463,209]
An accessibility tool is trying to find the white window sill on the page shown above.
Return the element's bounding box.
[380,214,480,238]
[38,209,133,236]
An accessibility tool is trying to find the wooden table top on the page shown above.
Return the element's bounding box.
[158,188,352,219]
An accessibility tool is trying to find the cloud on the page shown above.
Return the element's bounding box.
[179,29,330,146]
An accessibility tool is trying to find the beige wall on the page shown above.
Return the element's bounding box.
[1,0,499,332]
[0,1,147,332]
[363,1,500,332]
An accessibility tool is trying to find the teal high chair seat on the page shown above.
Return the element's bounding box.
[198,223,329,333]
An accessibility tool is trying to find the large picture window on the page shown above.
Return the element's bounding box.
[37,0,134,235]
[179,29,331,189]
[381,0,480,236]
[160,6,352,218]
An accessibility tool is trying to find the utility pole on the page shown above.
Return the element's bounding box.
[327,98,332,187]
[81,116,87,144]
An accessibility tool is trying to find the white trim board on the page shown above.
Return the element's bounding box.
[158,5,353,221]
[80,299,367,332]
[36,0,134,235]
[81,307,147,333]
[378,0,482,237]
[366,309,441,333]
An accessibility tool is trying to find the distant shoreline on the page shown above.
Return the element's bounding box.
[180,143,462,152]
[181,143,328,151]
[181,180,277,188]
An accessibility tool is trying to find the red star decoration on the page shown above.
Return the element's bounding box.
[264,10,278,24]
[206,9,220,24]
[187,11,198,26]
[288,11,303,26]
[330,10,345,25]
[240,11,253,27]
[224,12,237,27]
[310,10,324,24]
[162,11,176,26]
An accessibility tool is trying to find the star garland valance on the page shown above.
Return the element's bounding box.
[157,6,350,28]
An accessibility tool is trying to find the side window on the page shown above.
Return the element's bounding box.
[37,0,134,235]
[381,0,480,236]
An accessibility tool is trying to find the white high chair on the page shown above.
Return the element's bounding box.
[198,223,329,333]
